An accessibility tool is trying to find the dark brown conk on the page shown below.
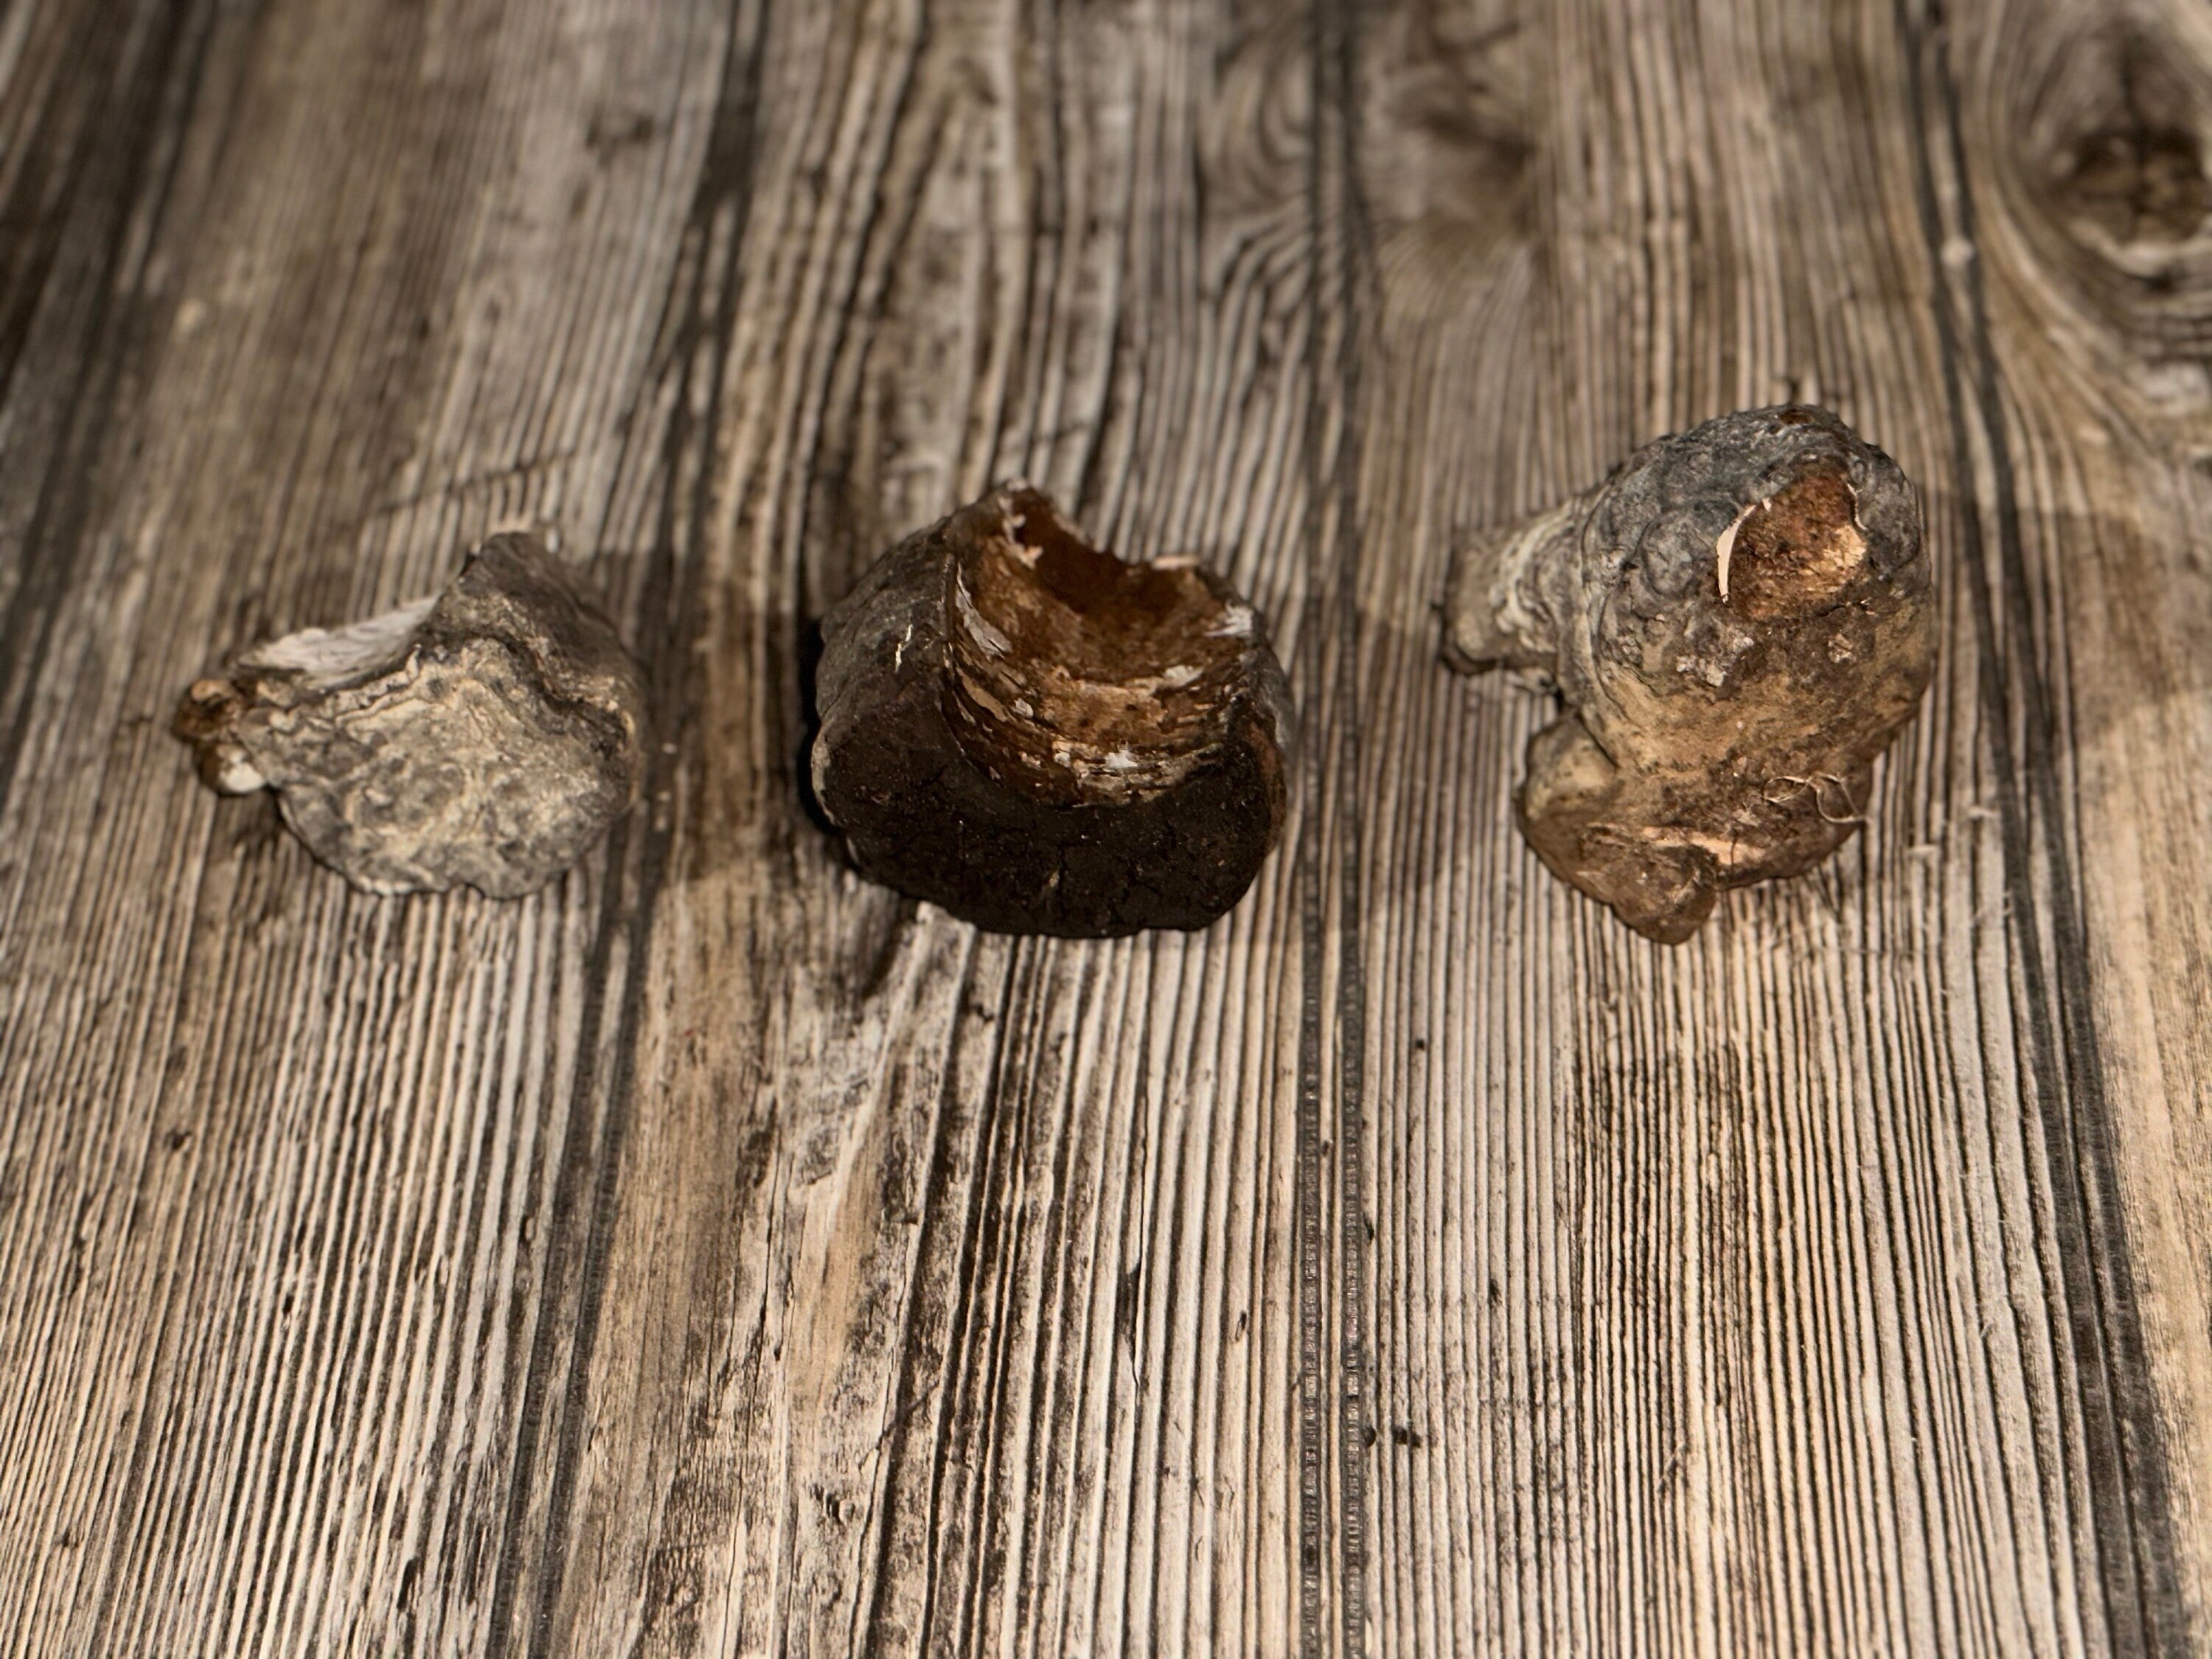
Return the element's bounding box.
[175,534,647,898]
[811,486,1294,936]
[1444,405,1935,943]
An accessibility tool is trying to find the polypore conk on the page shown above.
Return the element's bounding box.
[811,484,1295,937]
[1444,405,1934,943]
[175,534,648,898]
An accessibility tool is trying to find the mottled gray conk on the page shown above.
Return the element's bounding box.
[175,535,647,898]
[812,485,1294,937]
[1444,405,1935,943]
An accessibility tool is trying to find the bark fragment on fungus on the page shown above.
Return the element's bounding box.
[811,485,1294,937]
[1444,405,1935,943]
[175,534,647,898]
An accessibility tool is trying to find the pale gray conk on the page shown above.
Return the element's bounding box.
[175,535,647,899]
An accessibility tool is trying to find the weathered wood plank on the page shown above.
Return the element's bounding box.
[0,0,2207,1655]
[1919,0,2212,1646]
[1351,1,2211,1655]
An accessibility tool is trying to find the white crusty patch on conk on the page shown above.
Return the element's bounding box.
[242,595,439,688]
[998,488,1046,563]
[953,573,1012,658]
[1714,502,1758,601]
[211,748,268,795]
[1207,604,1256,639]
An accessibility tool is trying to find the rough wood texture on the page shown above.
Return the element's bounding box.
[0,1,2207,1655]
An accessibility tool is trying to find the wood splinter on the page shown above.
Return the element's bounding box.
[1444,405,1935,943]
[811,485,1295,937]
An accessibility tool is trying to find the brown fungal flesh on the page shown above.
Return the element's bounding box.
[174,533,647,898]
[811,486,1293,936]
[1443,405,1935,943]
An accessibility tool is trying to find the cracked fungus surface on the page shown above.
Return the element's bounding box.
[942,488,1253,807]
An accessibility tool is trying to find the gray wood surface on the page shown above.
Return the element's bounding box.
[1,0,2208,1654]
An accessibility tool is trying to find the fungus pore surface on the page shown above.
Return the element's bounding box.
[944,489,1252,807]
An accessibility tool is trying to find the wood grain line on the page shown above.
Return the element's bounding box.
[486,10,775,1652]
[1325,6,1377,1659]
